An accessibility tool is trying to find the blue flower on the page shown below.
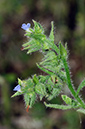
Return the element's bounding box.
[21,23,31,31]
[13,85,21,92]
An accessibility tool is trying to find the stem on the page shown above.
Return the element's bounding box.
[63,58,85,108]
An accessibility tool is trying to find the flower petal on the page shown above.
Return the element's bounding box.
[13,85,21,91]
[21,23,27,30]
[27,23,31,28]
[21,23,31,31]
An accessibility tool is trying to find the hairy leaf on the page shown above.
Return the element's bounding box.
[76,79,85,96]
[77,108,85,114]
[49,21,54,43]
[44,102,73,110]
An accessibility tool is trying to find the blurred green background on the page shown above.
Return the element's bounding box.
[0,0,85,129]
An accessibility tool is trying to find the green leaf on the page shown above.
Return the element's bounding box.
[59,42,67,59]
[62,56,85,107]
[61,95,78,107]
[36,63,54,75]
[24,39,41,54]
[40,50,57,65]
[44,102,73,110]
[76,79,85,96]
[27,47,40,54]
[77,108,85,114]
[49,21,54,43]
[62,95,72,105]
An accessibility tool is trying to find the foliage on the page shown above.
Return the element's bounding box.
[12,20,85,114]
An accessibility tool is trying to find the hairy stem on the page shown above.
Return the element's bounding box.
[62,58,85,108]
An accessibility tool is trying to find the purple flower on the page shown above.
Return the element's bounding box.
[13,85,21,92]
[21,23,31,31]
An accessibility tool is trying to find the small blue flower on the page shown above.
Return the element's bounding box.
[13,85,21,92]
[21,23,31,31]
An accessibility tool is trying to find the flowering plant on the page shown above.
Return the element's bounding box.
[12,20,85,114]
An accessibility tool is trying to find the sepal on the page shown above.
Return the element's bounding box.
[32,20,44,33]
[24,93,30,107]
[35,82,46,96]
[47,87,61,100]
[24,92,36,108]
[29,92,36,108]
[11,91,22,98]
